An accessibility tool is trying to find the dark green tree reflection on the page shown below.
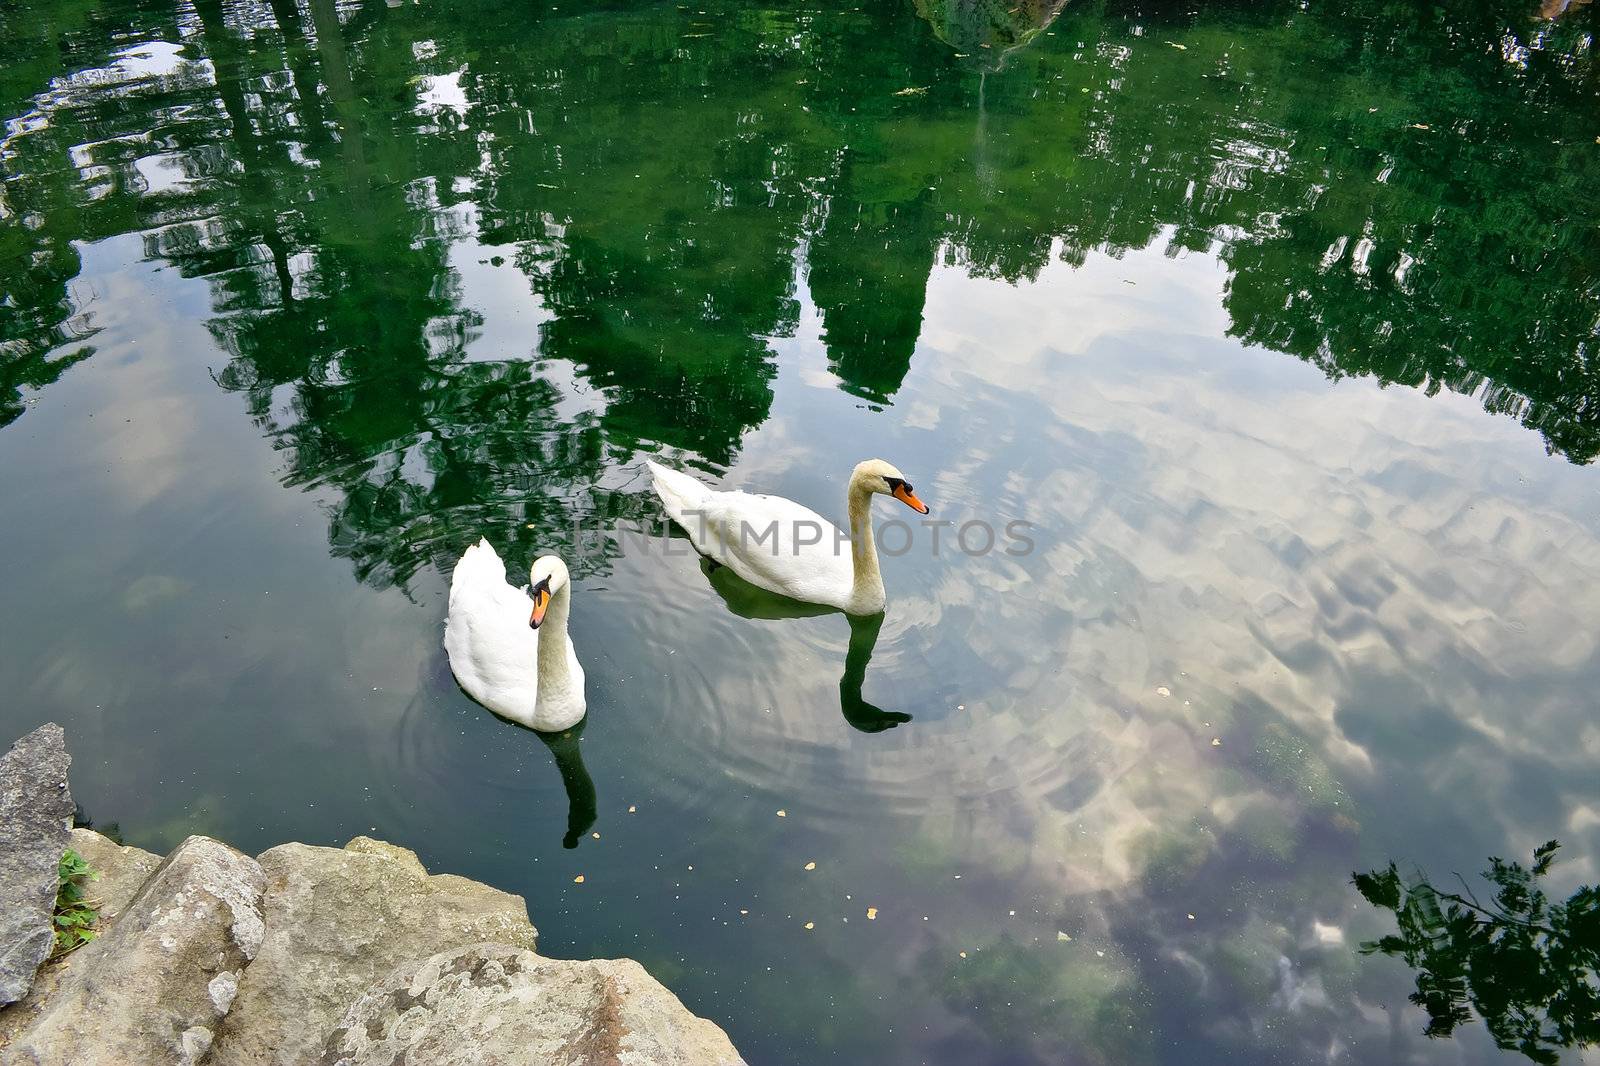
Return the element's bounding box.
[1355,841,1600,1064]
[1,0,1598,601]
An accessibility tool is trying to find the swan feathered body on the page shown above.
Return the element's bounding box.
[444,539,585,732]
[647,458,928,615]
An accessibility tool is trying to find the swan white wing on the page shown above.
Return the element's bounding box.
[648,464,854,608]
[444,538,540,725]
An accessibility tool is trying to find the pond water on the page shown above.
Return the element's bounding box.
[3,0,1599,1062]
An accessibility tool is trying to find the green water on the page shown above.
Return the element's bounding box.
[2,0,1598,1061]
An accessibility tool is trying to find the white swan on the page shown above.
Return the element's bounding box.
[444,539,586,732]
[647,458,929,615]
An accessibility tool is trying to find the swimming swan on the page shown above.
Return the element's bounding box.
[647,458,929,615]
[444,540,585,732]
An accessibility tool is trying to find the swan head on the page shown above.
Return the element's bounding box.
[528,554,571,629]
[852,458,930,515]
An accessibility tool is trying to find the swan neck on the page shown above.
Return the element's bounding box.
[847,476,884,603]
[537,585,573,677]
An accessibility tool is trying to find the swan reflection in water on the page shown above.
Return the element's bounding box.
[700,558,914,733]
[533,718,598,849]
[440,674,598,849]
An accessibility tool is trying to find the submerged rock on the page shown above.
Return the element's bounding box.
[321,942,746,1066]
[2,835,266,1066]
[0,724,73,1007]
[209,837,539,1066]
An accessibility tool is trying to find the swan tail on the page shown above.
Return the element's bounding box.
[646,459,714,524]
[449,537,507,609]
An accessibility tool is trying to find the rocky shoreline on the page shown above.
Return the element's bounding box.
[0,725,745,1065]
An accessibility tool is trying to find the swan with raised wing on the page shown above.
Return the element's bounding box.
[444,540,585,732]
[647,458,930,615]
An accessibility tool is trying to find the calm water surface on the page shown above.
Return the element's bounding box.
[3,0,1599,1062]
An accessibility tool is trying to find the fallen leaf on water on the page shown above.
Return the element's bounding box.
[1057,931,1072,941]
[1411,123,1431,130]
[1167,41,1187,49]
[591,832,600,840]
[1211,738,1222,747]
[776,809,787,817]
[628,805,637,813]
[804,861,817,871]
[573,875,585,884]
[1096,949,1106,957]
[740,909,749,915]
[1156,686,1171,697]
[1187,913,1196,920]
[804,921,815,930]
[959,951,968,958]
[892,86,928,97]
[866,907,878,920]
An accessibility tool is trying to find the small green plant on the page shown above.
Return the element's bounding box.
[52,849,100,957]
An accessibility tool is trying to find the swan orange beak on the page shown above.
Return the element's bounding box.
[529,584,551,629]
[892,483,929,514]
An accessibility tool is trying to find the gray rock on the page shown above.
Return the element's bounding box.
[1,835,265,1066]
[321,942,746,1066]
[65,828,162,922]
[0,724,73,1006]
[0,831,161,1050]
[209,837,538,1066]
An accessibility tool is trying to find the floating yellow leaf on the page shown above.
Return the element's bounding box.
[959,951,968,958]
[627,805,637,813]
[776,809,787,817]
[573,875,585,884]
[1156,686,1171,697]
[866,907,878,920]
[804,921,815,930]
[1211,737,1222,747]
[804,861,816,871]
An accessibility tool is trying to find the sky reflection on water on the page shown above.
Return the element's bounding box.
[1,0,1598,1062]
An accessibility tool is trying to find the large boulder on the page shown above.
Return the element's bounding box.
[0,724,73,1006]
[321,942,746,1066]
[1,835,265,1066]
[209,837,538,1066]
[0,830,161,1050]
